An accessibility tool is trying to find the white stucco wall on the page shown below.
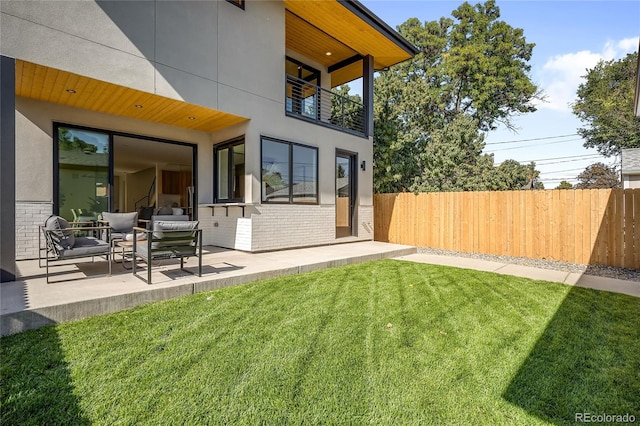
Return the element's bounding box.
[5,0,374,257]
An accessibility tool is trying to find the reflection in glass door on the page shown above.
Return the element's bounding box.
[56,127,110,222]
[336,152,356,238]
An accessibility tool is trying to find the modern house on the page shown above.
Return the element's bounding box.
[621,148,640,189]
[0,0,417,281]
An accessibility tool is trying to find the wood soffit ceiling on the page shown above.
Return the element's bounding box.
[15,60,248,133]
[284,0,416,86]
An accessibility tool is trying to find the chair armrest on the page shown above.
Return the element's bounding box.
[133,226,149,233]
[57,225,112,232]
[70,221,95,226]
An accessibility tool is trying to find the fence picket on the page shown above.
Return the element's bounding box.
[373,189,638,269]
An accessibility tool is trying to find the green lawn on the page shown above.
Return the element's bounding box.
[2,260,639,425]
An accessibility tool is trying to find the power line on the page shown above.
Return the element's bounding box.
[496,154,600,166]
[534,156,603,166]
[485,138,583,152]
[485,133,579,146]
[538,167,586,174]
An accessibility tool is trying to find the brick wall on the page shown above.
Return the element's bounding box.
[16,201,52,260]
[199,204,373,252]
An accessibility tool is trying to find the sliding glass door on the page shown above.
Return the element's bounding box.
[55,126,111,222]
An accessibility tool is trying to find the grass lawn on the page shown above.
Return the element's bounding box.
[2,260,639,425]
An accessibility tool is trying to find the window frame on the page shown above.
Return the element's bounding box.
[260,136,319,205]
[213,137,245,203]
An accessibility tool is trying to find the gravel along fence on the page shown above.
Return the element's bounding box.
[417,247,640,283]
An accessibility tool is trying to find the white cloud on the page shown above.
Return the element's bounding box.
[537,37,638,112]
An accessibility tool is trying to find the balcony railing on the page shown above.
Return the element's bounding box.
[285,74,365,137]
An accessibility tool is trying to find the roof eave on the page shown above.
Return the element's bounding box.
[339,0,420,58]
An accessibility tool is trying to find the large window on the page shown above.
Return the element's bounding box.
[261,137,318,204]
[214,139,245,202]
[55,126,110,222]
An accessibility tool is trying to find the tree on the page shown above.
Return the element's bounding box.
[574,162,620,189]
[572,52,640,157]
[556,180,573,190]
[412,115,495,192]
[331,85,364,134]
[373,0,542,193]
[490,159,542,190]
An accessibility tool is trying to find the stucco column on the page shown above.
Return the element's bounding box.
[0,55,16,282]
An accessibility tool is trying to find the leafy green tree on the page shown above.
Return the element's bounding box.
[490,159,542,190]
[574,162,620,189]
[556,180,573,190]
[412,115,494,192]
[572,52,640,157]
[331,85,364,134]
[373,0,541,193]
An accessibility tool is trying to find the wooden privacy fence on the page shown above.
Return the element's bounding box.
[374,189,640,269]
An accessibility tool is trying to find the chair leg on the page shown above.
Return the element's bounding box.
[148,259,152,284]
[46,256,50,284]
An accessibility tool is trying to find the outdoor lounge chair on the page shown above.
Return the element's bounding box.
[100,211,139,242]
[132,220,202,284]
[39,215,112,283]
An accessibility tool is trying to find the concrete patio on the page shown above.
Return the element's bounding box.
[1,241,417,336]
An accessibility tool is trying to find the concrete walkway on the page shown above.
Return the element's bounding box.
[395,253,640,298]
[2,242,638,336]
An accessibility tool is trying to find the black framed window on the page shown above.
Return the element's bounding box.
[261,136,318,204]
[225,0,245,10]
[214,138,245,203]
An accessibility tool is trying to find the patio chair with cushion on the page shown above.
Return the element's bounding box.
[39,215,112,283]
[132,220,202,284]
[100,212,140,242]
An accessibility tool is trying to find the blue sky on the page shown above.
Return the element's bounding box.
[360,0,639,187]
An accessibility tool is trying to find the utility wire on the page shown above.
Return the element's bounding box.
[485,133,579,145]
[533,156,603,166]
[485,138,583,152]
[496,154,600,165]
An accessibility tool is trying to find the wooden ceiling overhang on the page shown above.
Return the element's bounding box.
[15,60,248,133]
[284,0,418,87]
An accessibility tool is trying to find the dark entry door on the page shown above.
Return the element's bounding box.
[336,152,356,238]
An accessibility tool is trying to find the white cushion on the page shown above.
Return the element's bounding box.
[124,232,146,241]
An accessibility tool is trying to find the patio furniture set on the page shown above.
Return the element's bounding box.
[39,212,202,284]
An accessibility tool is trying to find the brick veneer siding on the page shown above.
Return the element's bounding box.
[16,201,52,260]
[200,204,373,252]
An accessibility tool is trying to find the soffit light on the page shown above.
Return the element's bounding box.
[134,104,144,108]
[66,89,76,94]
[188,116,196,120]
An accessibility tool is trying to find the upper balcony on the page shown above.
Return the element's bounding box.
[283,0,418,138]
[285,74,365,137]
